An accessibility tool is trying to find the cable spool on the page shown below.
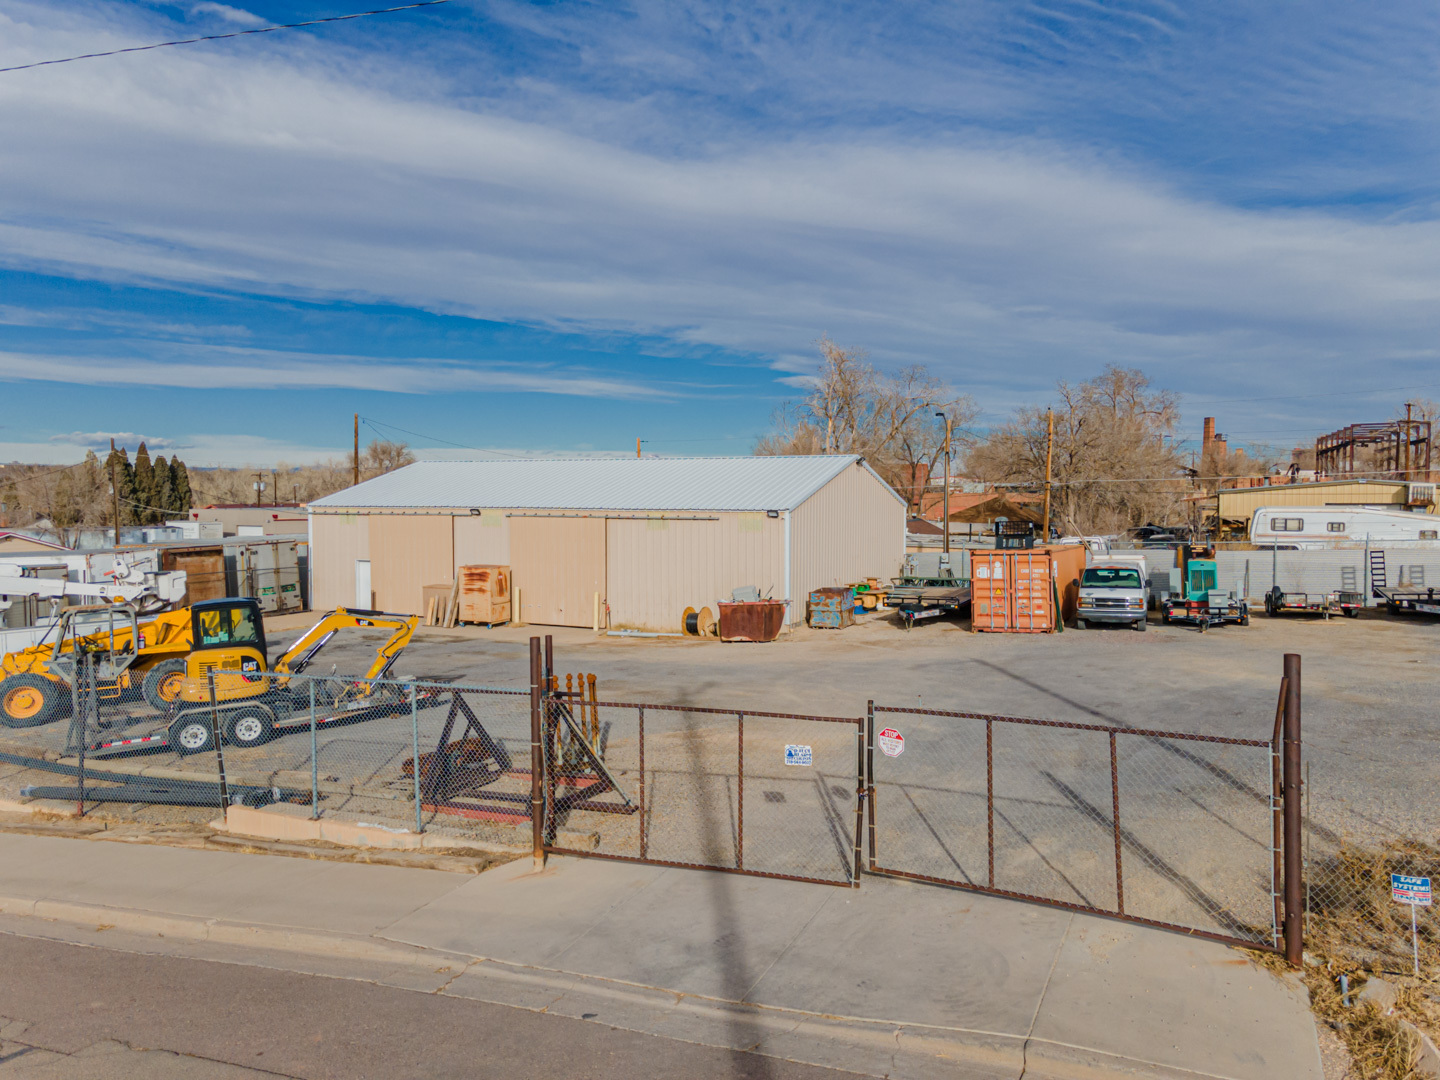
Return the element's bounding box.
[681,606,714,637]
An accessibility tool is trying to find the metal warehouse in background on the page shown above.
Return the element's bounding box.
[306,455,906,630]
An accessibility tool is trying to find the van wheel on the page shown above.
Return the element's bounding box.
[1135,618,1147,632]
[0,674,66,728]
[168,713,215,755]
[1076,619,1087,630]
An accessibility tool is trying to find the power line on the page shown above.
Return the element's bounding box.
[1180,381,1440,407]
[360,417,526,458]
[0,1,451,74]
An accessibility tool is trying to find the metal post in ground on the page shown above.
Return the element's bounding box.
[866,702,876,873]
[1271,676,1287,947]
[309,681,318,818]
[76,651,91,817]
[529,636,543,871]
[852,717,864,887]
[206,671,230,813]
[411,683,422,834]
[1283,653,1303,967]
[736,712,744,872]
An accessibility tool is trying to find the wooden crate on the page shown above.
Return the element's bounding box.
[458,565,511,626]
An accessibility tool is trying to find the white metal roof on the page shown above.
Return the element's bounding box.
[309,455,902,513]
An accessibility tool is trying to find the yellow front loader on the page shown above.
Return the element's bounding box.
[0,605,195,728]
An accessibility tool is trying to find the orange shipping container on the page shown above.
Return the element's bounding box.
[970,545,1086,633]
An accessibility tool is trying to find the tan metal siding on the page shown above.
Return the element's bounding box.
[1217,482,1421,521]
[367,515,454,615]
[309,513,368,611]
[509,517,606,627]
[605,514,785,632]
[790,463,905,622]
[453,511,510,571]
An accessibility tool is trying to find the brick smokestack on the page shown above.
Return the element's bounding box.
[1202,417,1215,457]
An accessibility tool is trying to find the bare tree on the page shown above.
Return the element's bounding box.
[758,337,976,509]
[967,366,1187,535]
[361,440,415,480]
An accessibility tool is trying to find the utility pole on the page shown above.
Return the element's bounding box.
[353,414,360,488]
[1042,410,1055,542]
[934,411,951,554]
[109,437,121,548]
[271,470,278,507]
[636,437,641,459]
[253,472,264,508]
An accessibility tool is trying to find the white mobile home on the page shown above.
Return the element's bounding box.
[307,456,906,630]
[1249,506,1440,548]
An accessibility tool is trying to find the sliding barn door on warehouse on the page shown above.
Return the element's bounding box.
[509,516,606,627]
[367,515,454,615]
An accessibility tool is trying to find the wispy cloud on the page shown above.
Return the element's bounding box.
[0,344,686,400]
[189,3,264,28]
[50,430,180,450]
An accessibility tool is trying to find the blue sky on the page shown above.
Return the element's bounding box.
[3,1,1440,465]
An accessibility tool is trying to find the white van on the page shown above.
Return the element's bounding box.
[1249,506,1440,549]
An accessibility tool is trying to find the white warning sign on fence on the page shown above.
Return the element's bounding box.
[784,744,813,767]
[878,727,904,757]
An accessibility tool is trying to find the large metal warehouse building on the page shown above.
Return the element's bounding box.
[307,456,905,630]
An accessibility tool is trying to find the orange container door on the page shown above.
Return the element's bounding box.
[971,552,1010,630]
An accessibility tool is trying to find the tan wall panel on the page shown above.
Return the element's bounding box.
[368,515,454,615]
[309,513,367,611]
[1217,482,1420,521]
[790,463,905,621]
[453,510,510,570]
[605,514,785,632]
[509,517,606,627]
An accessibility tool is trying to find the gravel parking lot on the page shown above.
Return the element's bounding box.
[265,604,1439,849]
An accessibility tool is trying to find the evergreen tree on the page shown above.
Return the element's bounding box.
[170,459,193,515]
[133,443,157,524]
[154,454,174,520]
[104,447,135,526]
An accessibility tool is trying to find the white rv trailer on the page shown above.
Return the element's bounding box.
[1249,506,1440,548]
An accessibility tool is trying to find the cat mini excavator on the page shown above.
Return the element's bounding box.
[157,603,419,755]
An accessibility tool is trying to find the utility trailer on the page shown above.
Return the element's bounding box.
[1161,546,1249,631]
[1373,585,1440,618]
[1263,587,1363,619]
[885,552,971,630]
[89,678,450,758]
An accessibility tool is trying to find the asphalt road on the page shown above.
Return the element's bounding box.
[0,933,863,1080]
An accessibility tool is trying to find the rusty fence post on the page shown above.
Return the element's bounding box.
[1110,731,1123,915]
[866,702,877,873]
[852,716,864,887]
[638,706,647,861]
[206,670,230,813]
[1283,653,1303,967]
[1271,676,1288,948]
[736,712,744,871]
[529,636,543,871]
[986,717,995,889]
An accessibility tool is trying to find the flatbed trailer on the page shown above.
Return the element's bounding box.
[1373,585,1440,618]
[89,679,451,757]
[885,577,972,630]
[1263,587,1362,619]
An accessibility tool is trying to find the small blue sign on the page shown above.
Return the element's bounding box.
[784,744,813,767]
[1392,873,1432,906]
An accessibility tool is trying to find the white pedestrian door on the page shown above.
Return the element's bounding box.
[354,560,371,609]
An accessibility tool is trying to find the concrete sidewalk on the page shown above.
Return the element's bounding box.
[0,833,1321,1080]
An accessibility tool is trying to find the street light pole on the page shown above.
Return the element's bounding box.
[935,411,951,555]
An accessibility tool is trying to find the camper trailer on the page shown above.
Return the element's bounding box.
[1249,506,1440,549]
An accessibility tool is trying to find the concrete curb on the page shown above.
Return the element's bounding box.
[0,892,1256,1080]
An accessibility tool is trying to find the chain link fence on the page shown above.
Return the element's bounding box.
[867,705,1280,948]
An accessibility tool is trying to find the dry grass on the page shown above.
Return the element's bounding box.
[1294,841,1439,1080]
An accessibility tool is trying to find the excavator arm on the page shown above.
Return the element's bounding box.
[272,607,418,682]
